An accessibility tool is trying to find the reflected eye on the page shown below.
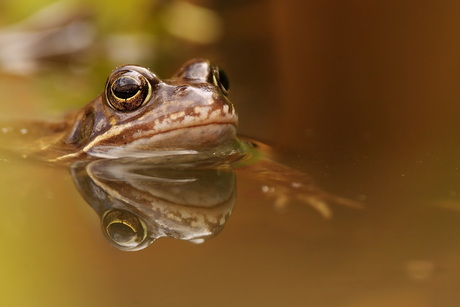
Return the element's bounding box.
[106,70,151,112]
[211,66,230,96]
[102,209,148,249]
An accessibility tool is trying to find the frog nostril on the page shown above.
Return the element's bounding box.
[173,85,188,97]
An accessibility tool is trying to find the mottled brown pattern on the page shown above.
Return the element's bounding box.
[51,59,237,161]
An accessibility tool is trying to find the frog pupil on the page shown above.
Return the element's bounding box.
[112,77,140,99]
[218,67,230,92]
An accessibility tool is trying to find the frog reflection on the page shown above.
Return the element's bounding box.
[70,159,235,251]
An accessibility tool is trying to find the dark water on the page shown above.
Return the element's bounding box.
[2,1,460,306]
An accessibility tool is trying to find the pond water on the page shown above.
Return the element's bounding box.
[0,150,363,306]
[2,134,459,306]
[2,1,460,306]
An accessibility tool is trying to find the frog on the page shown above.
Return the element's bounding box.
[1,59,240,163]
[0,59,360,218]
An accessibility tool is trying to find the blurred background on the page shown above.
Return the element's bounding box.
[2,0,460,306]
[2,0,460,189]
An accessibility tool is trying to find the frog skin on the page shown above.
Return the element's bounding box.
[66,59,239,161]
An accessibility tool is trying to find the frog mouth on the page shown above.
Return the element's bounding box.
[143,121,238,147]
[129,121,238,149]
[83,121,238,159]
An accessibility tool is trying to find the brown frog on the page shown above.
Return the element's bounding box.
[12,59,239,163]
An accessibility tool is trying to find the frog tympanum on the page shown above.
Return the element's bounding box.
[1,59,360,250]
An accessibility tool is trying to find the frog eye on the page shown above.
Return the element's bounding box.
[106,70,152,112]
[211,66,230,96]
